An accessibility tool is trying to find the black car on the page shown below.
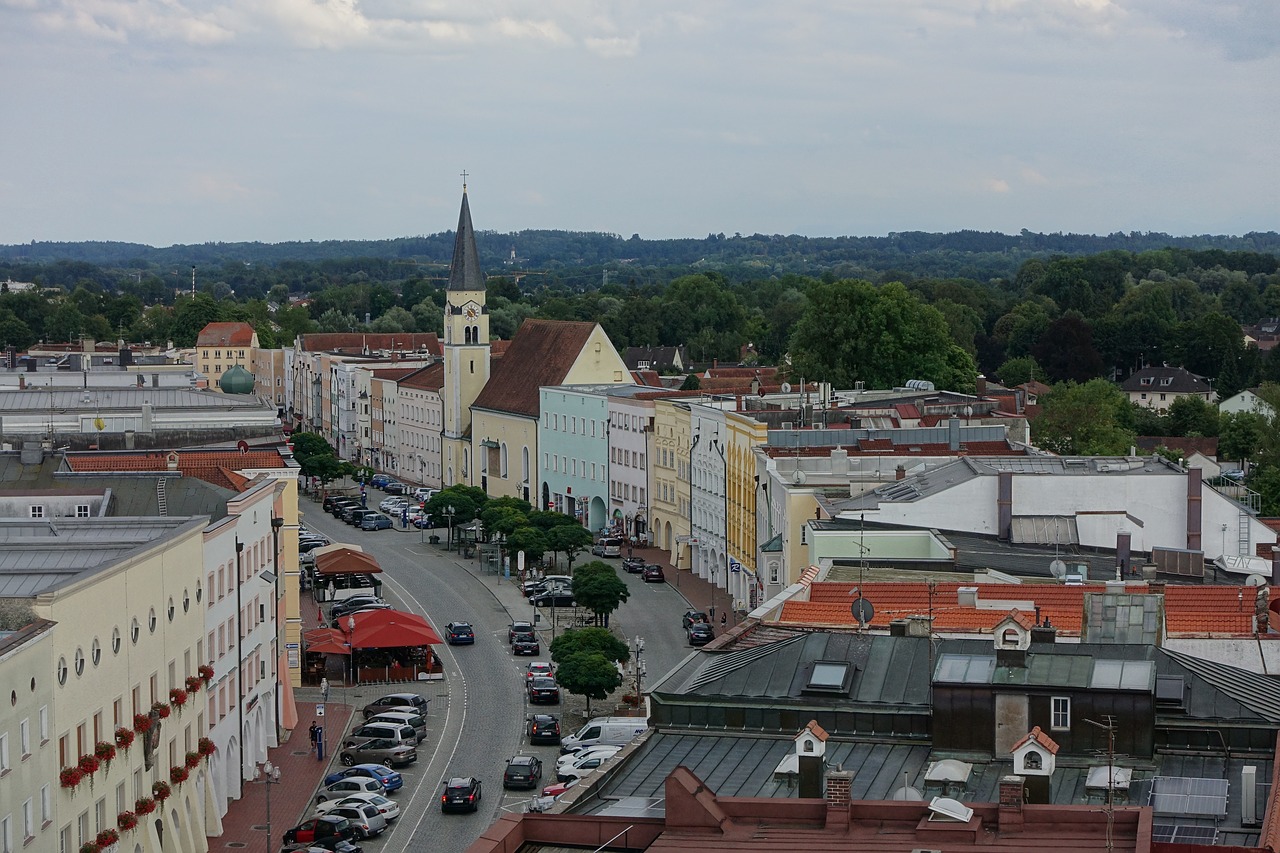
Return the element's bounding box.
[346,508,376,526]
[642,564,665,583]
[331,598,386,619]
[382,481,406,495]
[440,777,482,813]
[282,839,363,853]
[687,623,715,646]
[329,499,360,517]
[531,590,575,608]
[508,621,535,643]
[513,636,540,655]
[323,495,355,512]
[621,556,645,573]
[682,610,708,630]
[527,676,559,704]
[503,756,543,790]
[527,714,561,745]
[445,622,475,645]
[361,692,430,719]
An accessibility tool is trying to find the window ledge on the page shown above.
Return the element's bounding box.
[0,767,10,778]
[24,835,36,847]
[22,752,32,761]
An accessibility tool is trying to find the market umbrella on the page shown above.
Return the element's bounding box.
[314,548,382,575]
[304,628,351,655]
[349,609,442,649]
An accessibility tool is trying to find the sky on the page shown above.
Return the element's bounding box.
[1,0,1276,247]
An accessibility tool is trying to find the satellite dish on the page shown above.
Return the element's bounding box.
[780,382,792,393]
[792,469,807,484]
[1049,559,1067,579]
[850,596,875,625]
[1246,574,1268,587]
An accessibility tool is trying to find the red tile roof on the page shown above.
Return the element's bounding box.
[780,580,1264,637]
[369,367,421,381]
[397,363,444,392]
[66,449,289,492]
[1010,725,1060,755]
[197,322,257,347]
[796,720,829,742]
[893,403,921,420]
[471,319,599,418]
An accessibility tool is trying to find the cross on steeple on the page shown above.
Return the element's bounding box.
[460,170,468,192]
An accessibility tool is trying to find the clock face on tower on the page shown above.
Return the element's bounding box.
[462,301,480,320]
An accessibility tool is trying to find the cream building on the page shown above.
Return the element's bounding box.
[3,516,216,853]
[0,619,58,853]
[649,399,695,571]
[195,323,258,389]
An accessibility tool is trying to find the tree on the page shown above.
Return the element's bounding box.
[554,651,622,717]
[995,356,1041,387]
[1166,395,1220,437]
[504,526,548,566]
[549,627,631,666]
[571,562,631,626]
[545,524,595,572]
[369,306,416,333]
[788,280,975,391]
[1219,411,1268,464]
[1031,315,1104,383]
[318,308,359,332]
[1031,379,1135,455]
[424,486,487,536]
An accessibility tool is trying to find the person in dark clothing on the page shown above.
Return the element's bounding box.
[308,722,319,747]
[721,611,727,627]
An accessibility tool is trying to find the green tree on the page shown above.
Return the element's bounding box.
[369,306,416,333]
[1166,395,1220,437]
[1219,411,1268,464]
[554,651,622,717]
[788,280,975,390]
[995,356,1041,387]
[571,562,631,626]
[505,526,548,566]
[171,294,224,346]
[318,308,359,332]
[1031,315,1104,383]
[679,373,701,391]
[424,486,487,536]
[545,524,595,572]
[549,626,631,666]
[1031,379,1135,455]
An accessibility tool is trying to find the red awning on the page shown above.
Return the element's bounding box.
[304,628,352,656]
[314,548,383,576]
[349,609,441,649]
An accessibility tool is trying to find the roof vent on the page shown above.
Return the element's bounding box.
[927,796,973,822]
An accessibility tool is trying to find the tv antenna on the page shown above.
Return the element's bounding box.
[1085,716,1124,852]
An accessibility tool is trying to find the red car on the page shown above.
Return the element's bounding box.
[283,816,357,846]
[642,564,665,583]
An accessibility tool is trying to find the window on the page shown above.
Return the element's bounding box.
[90,639,100,666]
[29,505,43,519]
[56,658,67,686]
[40,785,51,826]
[22,800,32,842]
[38,708,47,743]
[0,732,9,773]
[1051,696,1071,730]
[2,815,11,853]
[75,505,90,518]
[111,628,120,655]
[20,720,29,757]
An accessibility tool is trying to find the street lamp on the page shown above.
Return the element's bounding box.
[253,761,282,853]
[445,505,456,551]
[632,636,646,699]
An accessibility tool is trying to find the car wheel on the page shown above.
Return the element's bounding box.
[315,796,325,804]
[382,761,393,769]
[341,755,354,766]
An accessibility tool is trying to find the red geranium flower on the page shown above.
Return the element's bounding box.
[60,767,85,790]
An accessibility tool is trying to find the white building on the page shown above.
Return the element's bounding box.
[0,619,58,853]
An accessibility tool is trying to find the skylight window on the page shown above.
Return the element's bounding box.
[928,796,973,822]
[805,660,852,692]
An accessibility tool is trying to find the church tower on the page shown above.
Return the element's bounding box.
[441,183,490,486]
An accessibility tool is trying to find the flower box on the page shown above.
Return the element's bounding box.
[133,797,156,816]
[78,754,101,776]
[169,765,189,785]
[152,781,171,801]
[60,767,85,790]
[184,752,200,770]
[197,737,216,757]
[116,811,138,832]
[79,843,100,853]
[151,702,171,720]
[169,688,187,709]
[96,829,119,847]
[94,741,117,764]
[114,728,135,750]
[184,675,204,694]
[132,714,152,734]
[197,664,214,684]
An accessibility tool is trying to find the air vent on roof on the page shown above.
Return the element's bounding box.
[927,797,972,822]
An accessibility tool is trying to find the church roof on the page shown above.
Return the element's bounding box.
[471,319,598,419]
[447,190,485,292]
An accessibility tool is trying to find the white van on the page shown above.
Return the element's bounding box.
[559,716,648,754]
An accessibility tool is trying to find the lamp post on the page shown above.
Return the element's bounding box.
[253,761,282,853]
[632,636,646,699]
[445,505,456,551]
[270,516,283,741]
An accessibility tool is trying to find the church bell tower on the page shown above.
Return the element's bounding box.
[441,180,490,485]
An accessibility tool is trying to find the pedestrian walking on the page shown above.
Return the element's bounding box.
[721,611,728,627]
[308,721,319,749]
[320,677,329,701]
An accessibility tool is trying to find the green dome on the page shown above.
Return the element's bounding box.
[218,364,255,394]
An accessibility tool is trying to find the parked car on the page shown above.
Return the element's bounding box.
[531,590,575,608]
[412,487,436,502]
[320,804,386,840]
[379,497,408,513]
[503,755,543,790]
[526,661,554,682]
[591,538,623,557]
[324,764,403,793]
[508,621,535,643]
[346,722,417,747]
[331,598,386,619]
[513,636,540,656]
[283,839,363,853]
[642,564,666,583]
[527,676,559,704]
[681,610,708,630]
[555,744,621,773]
[323,495,356,512]
[339,737,417,768]
[687,623,715,646]
[369,474,392,489]
[382,481,406,495]
[366,711,427,743]
[299,537,331,553]
[314,793,400,822]
[527,714,561,745]
[557,751,615,783]
[282,816,358,846]
[315,776,385,804]
[361,692,429,719]
[540,778,580,798]
[622,556,646,573]
[440,777,482,813]
[445,622,475,645]
[360,513,393,531]
[329,498,360,517]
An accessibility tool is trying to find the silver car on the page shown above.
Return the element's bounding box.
[321,803,386,839]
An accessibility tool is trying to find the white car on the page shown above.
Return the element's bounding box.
[412,487,436,502]
[316,792,401,822]
[379,497,409,513]
[314,776,385,803]
[556,744,620,773]
[556,750,619,782]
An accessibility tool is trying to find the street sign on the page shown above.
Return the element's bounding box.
[315,703,325,717]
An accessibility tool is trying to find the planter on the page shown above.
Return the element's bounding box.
[184,675,204,694]
[114,728,135,750]
[95,741,117,765]
[133,797,156,816]
[79,843,100,853]
[169,688,188,709]
[197,664,214,684]
[116,811,138,832]
[197,737,216,758]
[151,702,171,720]
[96,829,119,847]
[78,754,101,776]
[60,767,85,791]
[132,714,152,735]
[184,752,200,770]
[152,781,171,802]
[170,765,189,785]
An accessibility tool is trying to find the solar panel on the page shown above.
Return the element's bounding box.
[1147,776,1228,817]
[1152,825,1177,843]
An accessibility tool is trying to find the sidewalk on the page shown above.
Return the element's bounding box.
[211,688,354,853]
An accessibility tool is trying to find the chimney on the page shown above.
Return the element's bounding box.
[794,721,828,799]
[949,415,960,450]
[17,374,25,390]
[997,470,1013,540]
[1272,551,1280,588]
[1031,618,1056,644]
[1116,531,1132,577]
[998,775,1025,830]
[958,586,979,607]
[825,767,853,811]
[895,464,906,480]
[83,337,95,354]
[976,374,987,397]
[1186,469,1202,551]
[889,619,909,636]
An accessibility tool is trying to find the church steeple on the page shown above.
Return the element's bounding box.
[447,186,485,292]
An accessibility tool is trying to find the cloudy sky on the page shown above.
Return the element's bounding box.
[1,0,1276,247]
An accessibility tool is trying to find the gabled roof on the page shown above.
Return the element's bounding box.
[446,190,485,292]
[397,363,444,392]
[1119,365,1212,393]
[196,322,256,347]
[471,319,599,418]
[1010,725,1059,755]
[796,720,829,742]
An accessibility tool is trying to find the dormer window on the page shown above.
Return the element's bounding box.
[1160,377,1172,386]
[1001,628,1020,647]
[1140,377,1152,385]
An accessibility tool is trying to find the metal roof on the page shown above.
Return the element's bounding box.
[0,387,271,411]
[1163,648,1280,723]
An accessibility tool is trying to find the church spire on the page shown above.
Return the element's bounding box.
[447,183,484,292]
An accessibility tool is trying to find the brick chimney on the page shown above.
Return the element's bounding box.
[998,775,1025,830]
[824,768,853,831]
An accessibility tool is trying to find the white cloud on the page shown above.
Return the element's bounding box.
[985,177,1011,193]
[584,34,638,58]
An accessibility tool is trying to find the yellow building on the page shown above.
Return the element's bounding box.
[0,619,58,853]
[196,323,259,390]
[723,410,768,610]
[649,399,695,571]
[11,516,215,853]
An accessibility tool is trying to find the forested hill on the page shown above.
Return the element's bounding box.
[4,229,1278,281]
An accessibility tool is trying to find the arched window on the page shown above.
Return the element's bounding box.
[1024,751,1042,770]
[464,326,473,345]
[1001,628,1020,647]
[522,447,530,484]
[500,443,508,478]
